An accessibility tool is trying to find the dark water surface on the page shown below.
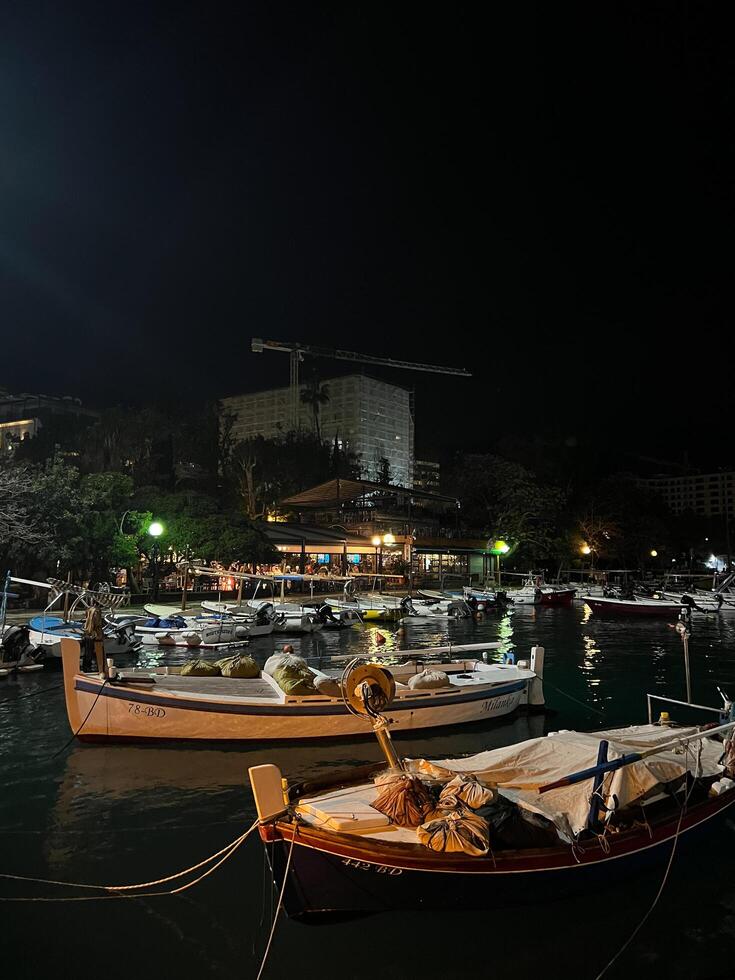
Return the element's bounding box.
[3,605,735,980]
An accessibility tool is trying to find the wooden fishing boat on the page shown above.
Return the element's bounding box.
[582,595,682,616]
[58,638,544,742]
[249,672,735,919]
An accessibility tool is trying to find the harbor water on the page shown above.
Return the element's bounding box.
[3,604,735,979]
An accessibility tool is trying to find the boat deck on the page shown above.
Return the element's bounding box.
[297,780,420,843]
[119,673,282,700]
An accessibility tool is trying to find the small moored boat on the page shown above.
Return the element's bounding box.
[582,594,683,616]
[249,671,735,918]
[58,638,545,742]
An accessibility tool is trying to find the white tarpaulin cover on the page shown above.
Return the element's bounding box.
[407,725,724,842]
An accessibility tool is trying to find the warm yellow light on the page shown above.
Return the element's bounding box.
[371,536,382,547]
[383,533,396,546]
[650,549,658,558]
[581,544,591,556]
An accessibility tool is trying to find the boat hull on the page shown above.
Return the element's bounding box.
[539,589,576,607]
[66,674,529,741]
[261,790,735,917]
[583,597,682,616]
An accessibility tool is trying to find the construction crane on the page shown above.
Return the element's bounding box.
[251,337,471,428]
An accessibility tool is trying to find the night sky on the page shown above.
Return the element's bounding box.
[1,3,731,467]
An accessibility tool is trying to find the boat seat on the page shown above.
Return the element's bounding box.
[113,674,156,686]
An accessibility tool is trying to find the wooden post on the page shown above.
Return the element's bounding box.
[62,571,72,622]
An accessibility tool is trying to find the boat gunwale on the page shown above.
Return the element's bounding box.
[72,673,530,715]
[263,781,735,875]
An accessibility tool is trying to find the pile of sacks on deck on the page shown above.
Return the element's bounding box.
[179,650,342,696]
[180,654,260,677]
[369,770,559,857]
[263,652,341,697]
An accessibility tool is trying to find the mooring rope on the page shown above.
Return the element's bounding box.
[256,829,296,980]
[544,680,606,717]
[594,742,699,979]
[0,820,258,902]
[51,678,109,759]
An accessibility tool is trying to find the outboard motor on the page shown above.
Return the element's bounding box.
[0,625,38,665]
[316,602,340,625]
[255,602,275,626]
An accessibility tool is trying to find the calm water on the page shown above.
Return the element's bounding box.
[4,605,735,979]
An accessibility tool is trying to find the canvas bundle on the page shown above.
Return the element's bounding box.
[438,773,495,810]
[417,808,490,856]
[372,772,433,828]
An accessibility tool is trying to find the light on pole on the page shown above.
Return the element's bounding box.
[148,521,164,600]
[372,535,381,575]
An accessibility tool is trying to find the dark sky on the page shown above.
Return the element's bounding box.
[1,3,732,467]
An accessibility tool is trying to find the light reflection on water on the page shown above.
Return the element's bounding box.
[3,603,735,979]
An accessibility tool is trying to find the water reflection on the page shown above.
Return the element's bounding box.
[6,604,735,979]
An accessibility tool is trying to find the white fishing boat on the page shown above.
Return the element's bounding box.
[505,573,576,607]
[397,595,472,623]
[192,567,360,633]
[0,573,44,673]
[133,612,251,647]
[13,577,139,658]
[58,638,545,742]
[661,591,725,613]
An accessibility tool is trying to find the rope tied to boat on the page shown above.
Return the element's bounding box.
[0,820,258,902]
[255,822,297,980]
[594,740,700,979]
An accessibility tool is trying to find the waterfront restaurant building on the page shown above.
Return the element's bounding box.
[267,477,498,585]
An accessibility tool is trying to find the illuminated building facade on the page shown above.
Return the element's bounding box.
[0,391,97,453]
[222,374,414,486]
[640,471,735,517]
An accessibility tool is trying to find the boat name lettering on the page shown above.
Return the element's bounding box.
[341,858,402,875]
[127,703,166,718]
[481,694,515,713]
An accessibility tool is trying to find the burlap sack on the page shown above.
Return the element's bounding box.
[371,772,433,827]
[417,808,490,856]
[438,773,495,810]
[407,669,450,690]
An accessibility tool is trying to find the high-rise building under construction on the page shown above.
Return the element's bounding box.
[222,374,414,487]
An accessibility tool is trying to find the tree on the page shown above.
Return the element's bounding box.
[376,456,393,486]
[0,462,47,557]
[300,378,330,442]
[225,432,333,517]
[445,453,566,562]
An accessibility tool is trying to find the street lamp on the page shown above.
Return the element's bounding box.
[372,535,382,575]
[148,521,164,600]
[488,540,510,587]
[650,549,658,558]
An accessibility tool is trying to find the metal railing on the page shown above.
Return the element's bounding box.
[646,693,723,725]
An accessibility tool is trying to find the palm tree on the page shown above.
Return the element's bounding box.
[300,378,330,443]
